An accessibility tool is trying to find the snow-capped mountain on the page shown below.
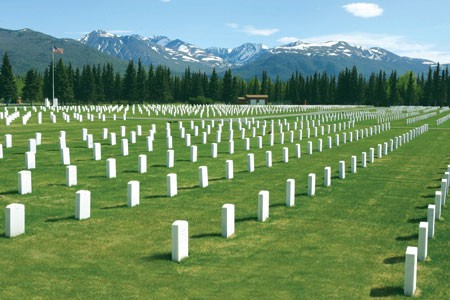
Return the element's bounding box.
[79,30,435,78]
[206,43,268,65]
[80,30,228,72]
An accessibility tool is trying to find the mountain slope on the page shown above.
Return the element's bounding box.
[0,28,129,75]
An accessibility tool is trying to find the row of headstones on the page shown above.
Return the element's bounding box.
[406,111,437,125]
[165,120,432,262]
[11,120,421,197]
[7,124,431,271]
[2,103,360,124]
[436,113,450,126]
[403,164,448,297]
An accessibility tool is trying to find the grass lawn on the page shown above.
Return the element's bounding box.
[0,105,449,299]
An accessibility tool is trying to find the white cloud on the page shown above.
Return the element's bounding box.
[299,32,450,63]
[227,23,279,36]
[343,3,383,18]
[161,0,171,3]
[107,30,133,35]
[226,23,239,30]
[277,37,301,44]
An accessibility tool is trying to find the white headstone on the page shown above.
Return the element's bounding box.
[258,190,269,222]
[93,143,101,161]
[4,134,12,148]
[324,167,331,187]
[222,204,235,238]
[307,141,313,155]
[418,222,428,261]
[308,173,316,196]
[167,150,174,168]
[361,152,367,168]
[106,158,116,179]
[351,156,357,174]
[167,135,173,148]
[229,140,234,154]
[339,161,345,179]
[427,204,435,239]
[247,153,255,172]
[87,134,94,149]
[199,166,208,188]
[434,191,441,220]
[110,132,117,146]
[404,246,417,296]
[25,152,35,169]
[0,144,3,159]
[226,160,234,179]
[121,139,129,156]
[172,220,188,262]
[29,139,37,154]
[282,147,289,163]
[138,154,147,173]
[5,203,25,238]
[18,170,32,194]
[440,179,447,206]
[66,165,77,187]
[286,179,295,207]
[369,148,375,164]
[127,181,140,207]
[377,144,382,158]
[75,190,91,220]
[167,173,177,197]
[211,143,218,158]
[190,145,197,162]
[266,151,272,167]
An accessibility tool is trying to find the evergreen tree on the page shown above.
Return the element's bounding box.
[208,68,219,101]
[222,69,233,103]
[136,59,148,103]
[0,52,17,103]
[22,69,42,103]
[123,60,137,104]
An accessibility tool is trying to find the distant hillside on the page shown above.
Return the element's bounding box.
[0,28,128,75]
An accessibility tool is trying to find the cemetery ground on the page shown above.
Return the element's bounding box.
[0,106,449,299]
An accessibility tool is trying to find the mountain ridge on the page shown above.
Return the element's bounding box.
[0,27,442,79]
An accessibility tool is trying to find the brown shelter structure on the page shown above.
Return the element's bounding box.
[237,95,269,105]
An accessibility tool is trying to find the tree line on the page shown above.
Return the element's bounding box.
[0,52,449,106]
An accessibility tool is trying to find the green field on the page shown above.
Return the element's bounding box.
[0,105,449,299]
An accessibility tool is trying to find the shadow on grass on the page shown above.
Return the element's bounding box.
[295,192,308,197]
[369,286,403,297]
[179,185,199,191]
[415,204,429,209]
[88,175,105,179]
[45,215,74,223]
[395,234,418,241]
[383,256,404,264]
[210,177,225,182]
[122,170,137,174]
[426,185,441,189]
[101,204,128,210]
[270,203,286,208]
[177,159,191,162]
[145,194,167,199]
[236,216,256,223]
[191,232,221,239]
[150,164,166,168]
[142,252,171,262]
[421,194,435,199]
[47,183,66,187]
[1,190,18,195]
[407,216,427,223]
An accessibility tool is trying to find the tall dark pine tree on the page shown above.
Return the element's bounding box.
[208,68,219,101]
[22,69,42,103]
[0,52,17,103]
[136,59,148,103]
[222,69,233,103]
[122,60,137,104]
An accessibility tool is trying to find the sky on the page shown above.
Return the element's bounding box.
[1,0,449,63]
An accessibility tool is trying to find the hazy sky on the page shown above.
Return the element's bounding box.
[1,0,449,63]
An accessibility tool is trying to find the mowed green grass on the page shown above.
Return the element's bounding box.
[0,107,449,299]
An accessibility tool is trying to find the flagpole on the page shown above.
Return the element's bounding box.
[52,48,55,104]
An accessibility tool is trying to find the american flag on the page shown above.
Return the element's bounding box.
[52,46,64,54]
